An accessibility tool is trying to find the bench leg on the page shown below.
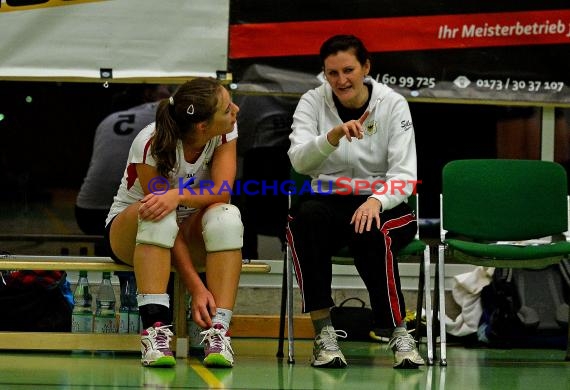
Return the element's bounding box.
[173,273,188,358]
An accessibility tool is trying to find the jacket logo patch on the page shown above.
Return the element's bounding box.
[365,120,378,135]
[401,120,413,131]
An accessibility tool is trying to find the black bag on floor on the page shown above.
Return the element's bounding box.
[0,270,72,332]
[479,263,569,348]
[479,268,526,347]
[330,297,373,341]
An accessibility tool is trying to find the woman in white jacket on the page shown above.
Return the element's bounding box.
[287,34,424,369]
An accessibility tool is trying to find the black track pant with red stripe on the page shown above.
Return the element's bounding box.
[287,194,417,328]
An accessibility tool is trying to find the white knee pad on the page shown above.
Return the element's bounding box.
[202,204,243,252]
[136,211,179,248]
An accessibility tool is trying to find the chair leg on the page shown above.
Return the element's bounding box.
[562,258,570,361]
[437,245,447,366]
[566,288,570,361]
[276,253,287,358]
[286,243,295,364]
[415,254,424,345]
[422,246,434,365]
[432,253,440,362]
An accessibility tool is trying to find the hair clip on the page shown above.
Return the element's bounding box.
[186,104,195,115]
[169,96,174,106]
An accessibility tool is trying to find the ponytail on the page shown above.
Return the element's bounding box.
[151,78,221,178]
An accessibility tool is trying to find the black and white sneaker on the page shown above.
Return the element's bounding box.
[388,327,425,369]
[311,325,348,368]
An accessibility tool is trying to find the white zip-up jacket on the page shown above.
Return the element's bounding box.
[288,77,417,211]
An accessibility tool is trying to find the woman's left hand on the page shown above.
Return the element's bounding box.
[350,198,382,233]
[190,287,217,329]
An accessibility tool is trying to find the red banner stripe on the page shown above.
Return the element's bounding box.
[230,9,570,59]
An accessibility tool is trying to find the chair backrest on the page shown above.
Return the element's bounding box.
[441,159,568,241]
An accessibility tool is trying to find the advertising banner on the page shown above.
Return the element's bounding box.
[229,0,570,104]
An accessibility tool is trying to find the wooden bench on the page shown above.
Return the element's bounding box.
[0,233,107,243]
[0,254,270,357]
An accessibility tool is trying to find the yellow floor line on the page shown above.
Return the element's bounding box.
[188,357,225,389]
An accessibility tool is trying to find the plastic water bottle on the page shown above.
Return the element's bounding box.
[127,274,140,334]
[187,295,203,354]
[71,271,93,333]
[93,272,117,333]
[118,275,132,334]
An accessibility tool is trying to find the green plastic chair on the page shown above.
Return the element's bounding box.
[277,170,434,364]
[436,159,570,365]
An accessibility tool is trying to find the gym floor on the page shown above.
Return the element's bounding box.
[1,188,569,389]
[1,339,568,389]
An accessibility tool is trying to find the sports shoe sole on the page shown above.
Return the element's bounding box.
[143,355,176,367]
[393,358,421,369]
[311,356,347,368]
[203,353,233,368]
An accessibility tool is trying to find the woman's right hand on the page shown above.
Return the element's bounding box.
[327,111,369,146]
[138,189,179,221]
[136,163,180,220]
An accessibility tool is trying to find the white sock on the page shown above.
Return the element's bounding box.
[136,293,170,307]
[212,308,232,330]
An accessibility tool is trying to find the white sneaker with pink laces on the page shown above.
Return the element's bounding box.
[140,322,176,367]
